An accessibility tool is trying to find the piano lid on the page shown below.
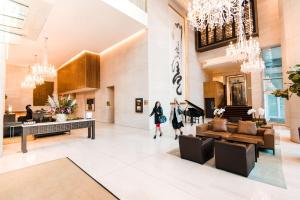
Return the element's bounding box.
[185,100,204,112]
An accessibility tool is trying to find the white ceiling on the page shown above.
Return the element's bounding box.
[173,0,189,10]
[7,0,146,67]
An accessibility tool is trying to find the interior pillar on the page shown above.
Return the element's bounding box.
[280,0,300,143]
[0,43,7,156]
[250,71,263,109]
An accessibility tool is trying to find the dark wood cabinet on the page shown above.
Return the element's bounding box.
[33,81,54,106]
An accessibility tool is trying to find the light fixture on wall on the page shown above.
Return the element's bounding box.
[225,0,265,73]
[31,37,57,79]
[187,0,238,31]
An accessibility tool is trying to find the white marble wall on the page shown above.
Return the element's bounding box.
[5,64,33,112]
[280,0,300,143]
[0,44,6,156]
[75,91,96,118]
[147,0,171,129]
[95,31,149,129]
[186,26,208,108]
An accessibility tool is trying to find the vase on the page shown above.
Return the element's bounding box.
[56,114,68,122]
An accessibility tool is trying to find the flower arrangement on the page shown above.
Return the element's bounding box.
[213,108,225,118]
[247,108,265,119]
[247,108,256,116]
[47,95,77,114]
[247,107,265,127]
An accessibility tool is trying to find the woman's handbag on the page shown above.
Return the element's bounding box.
[158,115,167,123]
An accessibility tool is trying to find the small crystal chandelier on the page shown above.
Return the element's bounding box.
[32,37,57,79]
[226,0,265,73]
[21,66,36,89]
[187,0,238,31]
[241,57,265,73]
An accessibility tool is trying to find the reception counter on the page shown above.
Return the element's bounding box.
[21,119,95,153]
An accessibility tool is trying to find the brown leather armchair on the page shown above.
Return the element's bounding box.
[215,140,255,177]
[179,135,214,164]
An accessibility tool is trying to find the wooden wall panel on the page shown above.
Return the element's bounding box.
[58,52,100,94]
[33,81,54,106]
[204,81,224,108]
[86,53,100,88]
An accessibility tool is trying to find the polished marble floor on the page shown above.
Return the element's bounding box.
[1,122,300,200]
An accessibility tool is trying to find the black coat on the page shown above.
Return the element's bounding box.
[150,107,163,124]
[26,108,33,120]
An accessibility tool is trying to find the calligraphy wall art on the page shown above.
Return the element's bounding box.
[169,6,185,102]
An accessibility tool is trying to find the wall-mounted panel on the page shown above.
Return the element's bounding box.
[58,52,100,94]
[33,81,54,106]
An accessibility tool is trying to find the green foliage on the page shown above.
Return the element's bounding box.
[272,65,300,99]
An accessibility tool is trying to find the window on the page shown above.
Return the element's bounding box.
[262,47,285,123]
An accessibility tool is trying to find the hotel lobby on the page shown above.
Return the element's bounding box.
[0,0,300,199]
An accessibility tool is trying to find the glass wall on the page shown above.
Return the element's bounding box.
[262,47,285,123]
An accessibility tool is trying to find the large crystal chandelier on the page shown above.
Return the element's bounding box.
[187,0,238,31]
[226,0,265,73]
[31,37,56,79]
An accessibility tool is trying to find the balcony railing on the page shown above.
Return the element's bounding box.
[129,0,147,12]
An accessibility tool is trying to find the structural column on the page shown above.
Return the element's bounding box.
[250,72,263,109]
[0,43,6,156]
[280,0,300,143]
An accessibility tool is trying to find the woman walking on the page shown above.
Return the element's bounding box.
[150,101,163,139]
[170,99,184,140]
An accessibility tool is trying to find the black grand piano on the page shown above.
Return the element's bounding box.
[183,100,205,126]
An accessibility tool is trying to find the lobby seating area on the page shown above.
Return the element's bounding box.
[177,118,277,177]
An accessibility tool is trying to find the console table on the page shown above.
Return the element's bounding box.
[21,119,95,153]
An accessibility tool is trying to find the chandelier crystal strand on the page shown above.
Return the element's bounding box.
[187,0,238,31]
[31,54,45,85]
[240,0,265,73]
[21,65,36,89]
[225,0,265,73]
[32,37,57,79]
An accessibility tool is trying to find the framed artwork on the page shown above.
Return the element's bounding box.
[135,98,143,113]
[86,98,95,111]
[169,5,185,102]
[227,75,247,106]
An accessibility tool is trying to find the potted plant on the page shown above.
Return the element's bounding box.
[272,64,300,137]
[47,95,77,122]
[247,108,265,127]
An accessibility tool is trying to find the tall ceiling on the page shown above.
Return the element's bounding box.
[173,0,189,10]
[7,0,146,67]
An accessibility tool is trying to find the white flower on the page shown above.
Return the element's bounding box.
[213,109,219,116]
[247,109,256,115]
[217,108,225,115]
[257,108,265,116]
